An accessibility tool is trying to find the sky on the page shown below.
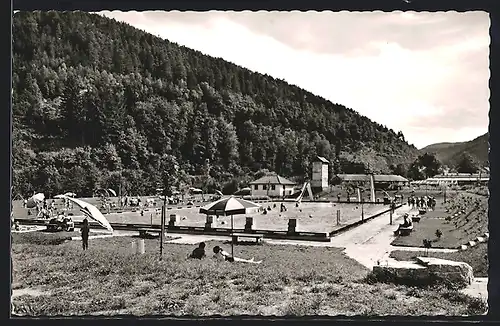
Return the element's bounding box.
[99,10,490,149]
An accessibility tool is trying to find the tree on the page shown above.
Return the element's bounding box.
[407,153,442,180]
[160,154,179,197]
[390,163,408,177]
[222,178,239,195]
[419,153,442,178]
[217,117,240,169]
[455,152,479,174]
[60,73,85,143]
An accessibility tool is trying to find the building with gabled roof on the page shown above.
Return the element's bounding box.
[249,173,296,198]
[336,174,409,190]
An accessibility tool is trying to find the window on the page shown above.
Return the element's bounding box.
[271,185,276,190]
[263,184,267,190]
[254,185,258,190]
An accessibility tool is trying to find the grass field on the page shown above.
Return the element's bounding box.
[389,242,488,278]
[11,231,487,316]
[391,193,488,249]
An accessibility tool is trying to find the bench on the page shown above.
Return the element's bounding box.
[231,233,264,245]
[399,225,414,236]
[393,224,414,236]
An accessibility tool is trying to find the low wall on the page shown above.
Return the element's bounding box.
[14,218,330,242]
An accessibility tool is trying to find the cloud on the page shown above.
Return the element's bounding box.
[98,11,490,149]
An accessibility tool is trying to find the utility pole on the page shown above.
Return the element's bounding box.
[159,193,166,261]
[361,188,365,223]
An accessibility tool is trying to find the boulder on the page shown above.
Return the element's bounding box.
[468,240,477,247]
[484,232,489,239]
[476,236,486,243]
[372,261,431,286]
[416,257,474,288]
[460,244,468,250]
[371,257,474,289]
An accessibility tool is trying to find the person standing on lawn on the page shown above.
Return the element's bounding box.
[81,218,90,251]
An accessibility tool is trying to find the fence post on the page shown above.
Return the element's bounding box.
[288,219,297,235]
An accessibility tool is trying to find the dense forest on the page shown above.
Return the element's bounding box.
[12,11,420,198]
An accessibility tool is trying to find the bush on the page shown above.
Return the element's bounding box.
[13,232,73,246]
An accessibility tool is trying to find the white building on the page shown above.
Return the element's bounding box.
[311,156,329,191]
[249,174,296,198]
[417,173,490,186]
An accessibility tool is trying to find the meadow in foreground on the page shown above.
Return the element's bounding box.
[11,232,487,316]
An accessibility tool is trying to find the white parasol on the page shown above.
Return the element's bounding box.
[26,193,45,209]
[57,195,113,232]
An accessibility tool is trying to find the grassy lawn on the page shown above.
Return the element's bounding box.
[11,232,486,316]
[391,193,488,249]
[389,242,488,278]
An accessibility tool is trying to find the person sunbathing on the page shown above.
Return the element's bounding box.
[212,246,262,264]
[188,242,206,259]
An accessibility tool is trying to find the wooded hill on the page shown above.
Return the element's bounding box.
[419,133,489,169]
[12,11,418,197]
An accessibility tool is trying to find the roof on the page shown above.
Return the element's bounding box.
[337,174,409,183]
[374,175,409,182]
[315,156,330,164]
[249,174,296,185]
[433,173,490,180]
[336,174,368,182]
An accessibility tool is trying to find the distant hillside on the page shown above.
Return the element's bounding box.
[420,133,489,168]
[12,11,418,197]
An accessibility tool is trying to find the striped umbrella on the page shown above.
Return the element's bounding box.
[199,196,261,258]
